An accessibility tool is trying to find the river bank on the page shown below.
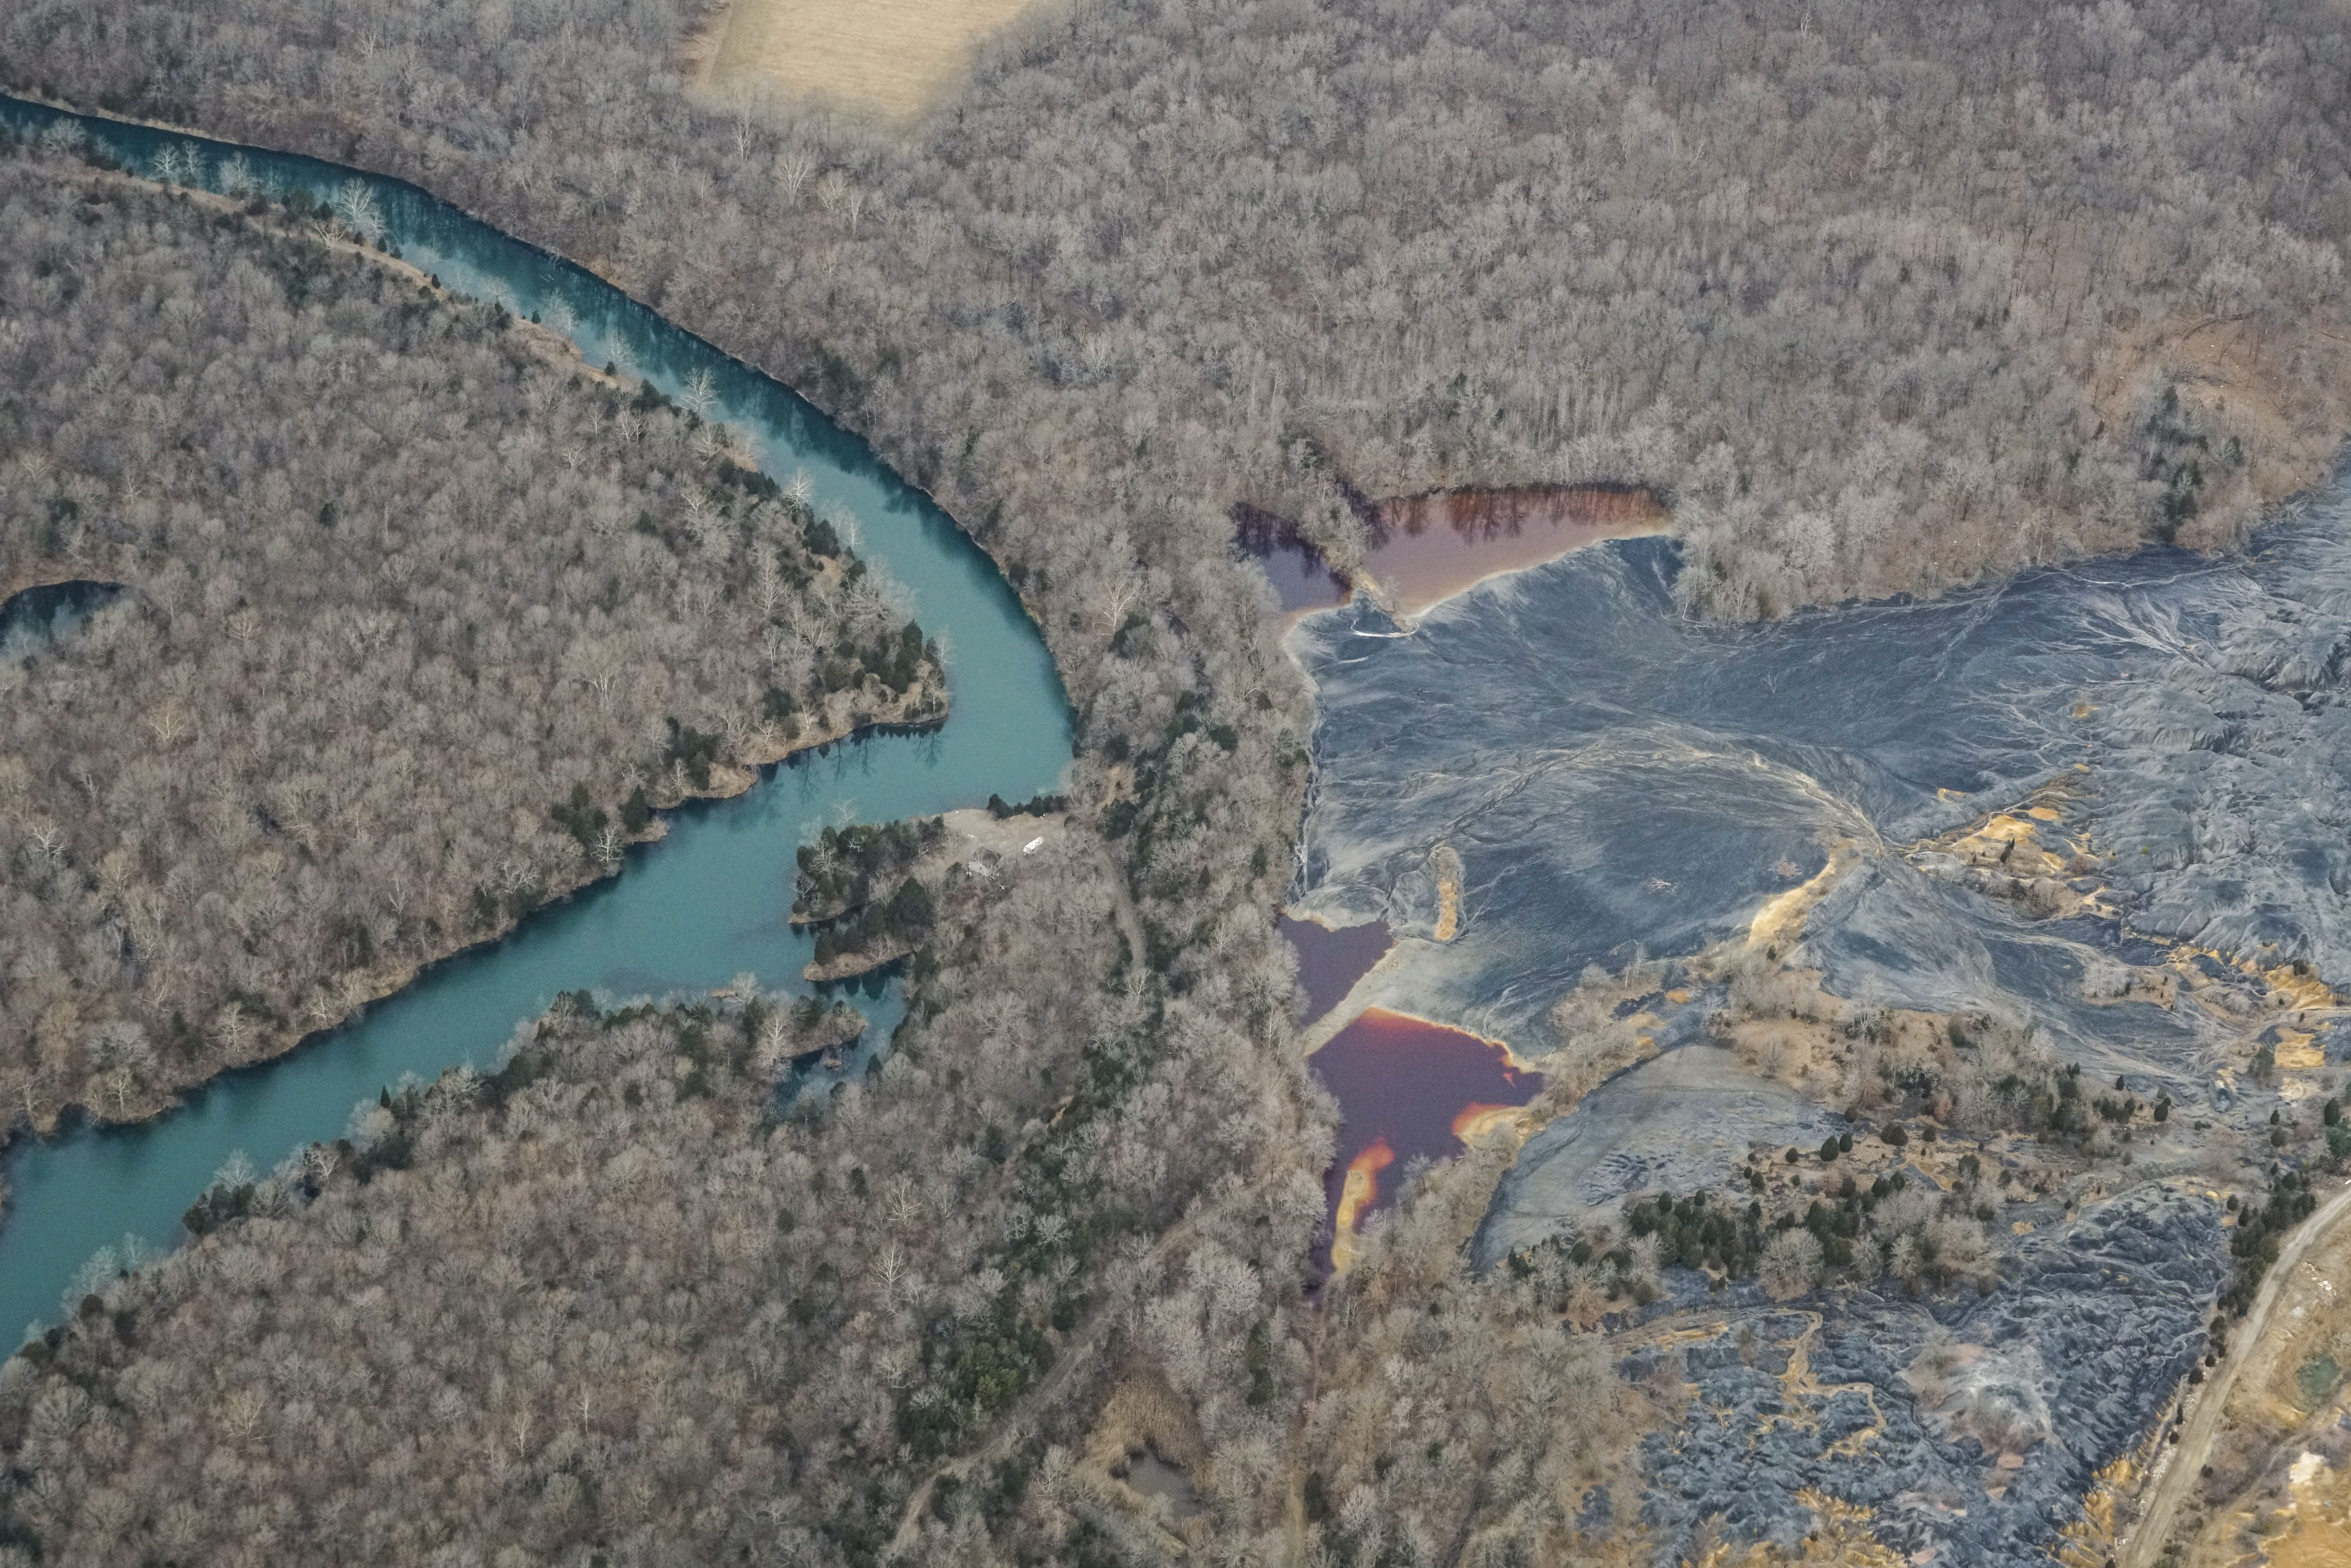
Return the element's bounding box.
[796,804,1066,981]
[0,136,956,1142]
[0,92,1073,1347]
[0,692,945,1211]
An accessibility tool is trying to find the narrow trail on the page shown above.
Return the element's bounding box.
[2119,1176,2351,1568]
[886,847,1147,1553]
[1095,838,1146,971]
[885,1207,1203,1555]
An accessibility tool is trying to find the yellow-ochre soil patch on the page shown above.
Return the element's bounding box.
[1914,787,2351,1048]
[1431,841,1464,942]
[2093,312,2350,552]
[2260,1451,2351,1568]
[2057,1450,2164,1567]
[1328,1141,1391,1276]
[1680,1490,1904,1566]
[690,0,1044,118]
[1748,842,1861,953]
[1911,781,2121,923]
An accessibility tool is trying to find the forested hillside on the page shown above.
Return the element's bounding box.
[0,828,1340,1566]
[8,0,2348,630]
[0,142,941,1129]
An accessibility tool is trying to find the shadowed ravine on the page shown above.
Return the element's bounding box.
[0,579,121,661]
[0,96,1073,1346]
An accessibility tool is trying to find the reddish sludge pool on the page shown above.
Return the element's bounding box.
[1309,1007,1542,1272]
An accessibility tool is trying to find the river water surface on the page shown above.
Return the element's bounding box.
[0,97,1072,1344]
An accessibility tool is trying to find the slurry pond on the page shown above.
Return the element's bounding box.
[0,96,1072,1345]
[1277,913,1392,1025]
[1236,485,1668,623]
[1310,1007,1540,1270]
[1357,485,1669,617]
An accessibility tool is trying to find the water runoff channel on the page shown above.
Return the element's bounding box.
[0,95,1074,1346]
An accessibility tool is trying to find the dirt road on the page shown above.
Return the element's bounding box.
[2119,1177,2351,1568]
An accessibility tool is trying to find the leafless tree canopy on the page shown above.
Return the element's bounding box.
[7,0,2347,635]
[5,0,2349,1557]
[0,818,1337,1566]
[0,146,938,1131]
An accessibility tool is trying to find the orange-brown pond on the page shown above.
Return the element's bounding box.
[1365,484,1668,616]
[1311,1007,1542,1271]
[1236,484,1668,623]
[1278,913,1392,1024]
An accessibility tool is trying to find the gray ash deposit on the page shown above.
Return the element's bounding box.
[1289,483,2351,1083]
[1626,1185,2222,1565]
[1470,1038,1842,1270]
[1281,489,2351,1564]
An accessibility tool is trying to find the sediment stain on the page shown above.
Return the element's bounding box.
[1747,841,1859,952]
[1449,1101,1522,1142]
[1328,1140,1393,1275]
[1432,843,1463,943]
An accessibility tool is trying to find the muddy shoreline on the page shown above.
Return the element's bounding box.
[1238,481,1673,621]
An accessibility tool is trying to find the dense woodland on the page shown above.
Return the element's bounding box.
[0,142,942,1130]
[8,0,2350,631]
[5,0,2351,1561]
[0,829,1337,1566]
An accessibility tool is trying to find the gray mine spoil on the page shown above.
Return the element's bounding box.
[1627,1185,2222,1564]
[1290,488,2351,1077]
[1469,1030,1840,1269]
[1287,489,2351,1562]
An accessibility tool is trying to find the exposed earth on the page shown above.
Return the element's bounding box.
[1288,481,2351,1563]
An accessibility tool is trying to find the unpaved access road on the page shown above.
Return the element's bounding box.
[2119,1177,2351,1568]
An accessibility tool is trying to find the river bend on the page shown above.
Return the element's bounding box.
[0,95,1073,1345]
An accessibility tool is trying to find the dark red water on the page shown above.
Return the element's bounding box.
[1311,1007,1542,1268]
[1364,484,1668,615]
[1278,913,1393,1023]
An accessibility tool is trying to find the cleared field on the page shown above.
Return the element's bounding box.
[696,0,1041,117]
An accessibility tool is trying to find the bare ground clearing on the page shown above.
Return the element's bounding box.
[691,0,1043,118]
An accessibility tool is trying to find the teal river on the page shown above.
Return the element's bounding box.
[0,96,1074,1345]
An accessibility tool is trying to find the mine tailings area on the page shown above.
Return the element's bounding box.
[1277,913,1393,1024]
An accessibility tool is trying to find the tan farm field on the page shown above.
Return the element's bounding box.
[694,0,1042,118]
